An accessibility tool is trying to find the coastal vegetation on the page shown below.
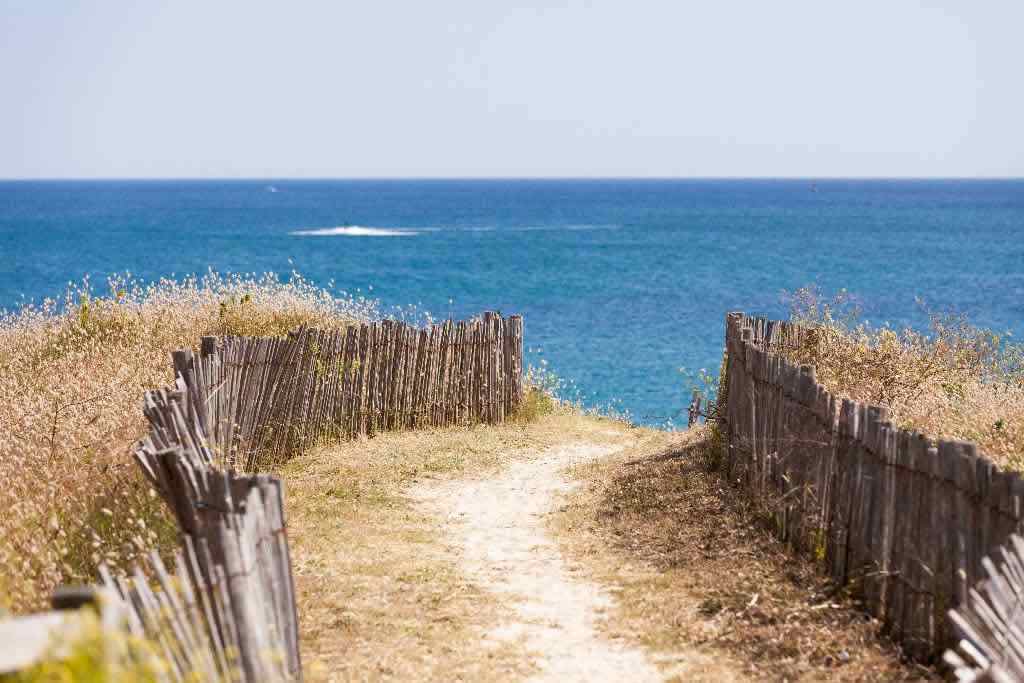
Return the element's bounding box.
[0,271,375,613]
[783,286,1024,469]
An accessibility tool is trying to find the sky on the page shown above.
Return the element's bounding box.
[1,1,1022,178]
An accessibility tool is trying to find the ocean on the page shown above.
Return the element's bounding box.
[1,179,1022,426]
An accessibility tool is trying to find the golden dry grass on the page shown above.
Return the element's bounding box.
[0,271,374,612]
[281,410,635,682]
[549,426,937,682]
[784,286,1024,470]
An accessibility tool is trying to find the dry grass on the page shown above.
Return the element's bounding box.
[784,286,1024,470]
[0,271,375,613]
[281,410,631,681]
[550,426,937,682]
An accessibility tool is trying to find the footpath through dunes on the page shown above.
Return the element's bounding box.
[410,441,676,682]
[284,413,930,682]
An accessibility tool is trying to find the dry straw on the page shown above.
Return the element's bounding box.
[783,286,1023,469]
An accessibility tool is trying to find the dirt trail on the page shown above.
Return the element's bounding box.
[291,417,930,681]
[412,442,668,682]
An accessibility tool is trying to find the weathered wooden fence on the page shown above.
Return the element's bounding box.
[180,312,524,470]
[131,373,301,681]
[945,533,1024,682]
[99,474,298,682]
[0,469,299,681]
[720,311,1024,661]
[126,311,523,679]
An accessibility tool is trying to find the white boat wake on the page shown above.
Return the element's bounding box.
[290,226,420,237]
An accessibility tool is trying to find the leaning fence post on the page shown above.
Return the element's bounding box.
[687,390,702,427]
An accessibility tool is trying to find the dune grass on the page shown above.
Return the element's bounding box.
[783,286,1024,470]
[0,271,375,613]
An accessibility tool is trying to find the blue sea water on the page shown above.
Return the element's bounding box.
[1,179,1022,426]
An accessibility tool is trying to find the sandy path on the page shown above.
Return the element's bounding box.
[412,442,664,682]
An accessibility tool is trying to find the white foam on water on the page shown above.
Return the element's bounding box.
[289,224,619,236]
[290,226,421,237]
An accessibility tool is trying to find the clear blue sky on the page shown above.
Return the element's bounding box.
[2,1,1021,178]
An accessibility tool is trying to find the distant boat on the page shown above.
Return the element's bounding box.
[810,183,819,193]
[266,186,279,193]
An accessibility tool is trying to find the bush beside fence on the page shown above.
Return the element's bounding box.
[720,311,1024,661]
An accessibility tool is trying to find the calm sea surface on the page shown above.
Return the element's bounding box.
[1,179,1022,425]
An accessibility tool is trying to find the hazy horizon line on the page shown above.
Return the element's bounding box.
[3,175,1024,182]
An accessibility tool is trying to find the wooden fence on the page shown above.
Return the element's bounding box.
[127,311,523,679]
[720,312,1024,661]
[132,374,300,681]
[99,475,298,682]
[180,312,524,470]
[945,533,1024,682]
[0,424,301,680]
